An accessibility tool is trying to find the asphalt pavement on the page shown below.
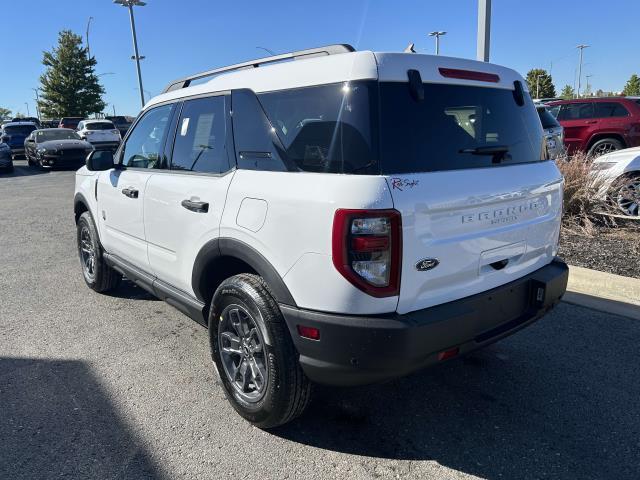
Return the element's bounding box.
[1,161,639,480]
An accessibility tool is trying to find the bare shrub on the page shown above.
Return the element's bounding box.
[554,151,611,234]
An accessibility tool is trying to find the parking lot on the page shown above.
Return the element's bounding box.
[0,161,639,480]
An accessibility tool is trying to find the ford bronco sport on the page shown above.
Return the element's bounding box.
[74,45,568,428]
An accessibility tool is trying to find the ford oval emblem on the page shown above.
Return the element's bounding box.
[415,258,439,271]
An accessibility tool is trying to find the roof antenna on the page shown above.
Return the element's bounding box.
[404,43,416,53]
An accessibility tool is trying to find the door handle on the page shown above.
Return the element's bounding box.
[121,187,139,198]
[181,199,209,213]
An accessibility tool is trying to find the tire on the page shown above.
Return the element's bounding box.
[610,173,640,217]
[588,138,624,158]
[209,274,312,429]
[76,211,121,292]
[27,153,34,166]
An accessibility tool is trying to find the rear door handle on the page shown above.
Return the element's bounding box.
[181,199,209,213]
[121,187,139,198]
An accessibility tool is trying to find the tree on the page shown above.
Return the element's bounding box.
[525,68,556,99]
[0,107,11,121]
[560,84,575,100]
[622,74,640,96]
[38,30,106,118]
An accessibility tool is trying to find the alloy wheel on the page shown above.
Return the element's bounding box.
[218,305,268,403]
[80,226,96,280]
[616,177,640,217]
[592,142,619,157]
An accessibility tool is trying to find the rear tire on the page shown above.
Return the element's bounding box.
[610,173,640,218]
[209,274,312,429]
[77,211,121,292]
[588,138,623,158]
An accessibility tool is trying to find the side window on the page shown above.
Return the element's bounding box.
[77,121,84,131]
[231,89,293,172]
[121,104,174,169]
[594,102,629,118]
[557,103,593,121]
[170,96,230,174]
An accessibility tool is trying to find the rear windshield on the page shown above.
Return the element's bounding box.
[251,81,544,175]
[537,107,561,129]
[4,125,36,135]
[86,122,115,130]
[378,83,545,173]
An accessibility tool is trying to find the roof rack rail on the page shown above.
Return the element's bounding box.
[162,44,355,93]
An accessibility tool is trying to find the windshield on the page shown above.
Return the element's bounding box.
[537,107,561,129]
[378,83,545,173]
[4,125,36,136]
[86,122,115,131]
[36,129,81,141]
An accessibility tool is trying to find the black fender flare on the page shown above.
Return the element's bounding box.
[191,237,297,307]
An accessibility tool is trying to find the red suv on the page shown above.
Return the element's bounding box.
[548,97,640,156]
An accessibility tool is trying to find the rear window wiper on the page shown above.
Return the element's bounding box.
[459,145,510,163]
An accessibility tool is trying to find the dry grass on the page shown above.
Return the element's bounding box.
[554,152,614,235]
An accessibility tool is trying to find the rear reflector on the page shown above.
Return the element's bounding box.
[437,347,460,361]
[297,325,320,341]
[438,67,500,83]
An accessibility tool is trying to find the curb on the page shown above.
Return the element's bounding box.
[563,265,640,320]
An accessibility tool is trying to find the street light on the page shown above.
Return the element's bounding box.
[428,31,447,55]
[586,74,594,96]
[86,16,93,58]
[576,44,589,98]
[536,74,543,99]
[114,0,147,108]
[32,88,40,121]
[24,102,30,117]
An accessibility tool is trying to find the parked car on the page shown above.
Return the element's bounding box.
[0,141,13,172]
[76,120,121,150]
[24,128,93,169]
[592,146,640,217]
[11,117,41,128]
[547,97,640,156]
[58,117,84,129]
[537,105,564,158]
[105,115,133,137]
[74,44,568,428]
[0,121,38,158]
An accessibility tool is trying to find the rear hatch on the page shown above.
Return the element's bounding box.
[375,63,563,315]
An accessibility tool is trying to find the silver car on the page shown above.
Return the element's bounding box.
[537,105,565,159]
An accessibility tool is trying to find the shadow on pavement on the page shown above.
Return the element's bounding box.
[274,304,640,479]
[0,165,50,178]
[0,357,166,480]
[105,278,160,301]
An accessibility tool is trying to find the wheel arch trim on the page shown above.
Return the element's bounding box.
[191,237,297,307]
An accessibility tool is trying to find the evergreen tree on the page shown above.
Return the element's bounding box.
[38,30,106,118]
[560,84,575,100]
[622,74,640,96]
[0,107,11,121]
[525,69,556,99]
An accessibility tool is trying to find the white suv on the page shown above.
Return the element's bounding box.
[74,45,568,428]
[76,120,121,150]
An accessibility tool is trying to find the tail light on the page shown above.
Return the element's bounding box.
[332,209,401,297]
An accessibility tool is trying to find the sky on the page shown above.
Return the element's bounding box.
[1,0,638,117]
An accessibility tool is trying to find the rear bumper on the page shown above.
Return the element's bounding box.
[281,260,569,386]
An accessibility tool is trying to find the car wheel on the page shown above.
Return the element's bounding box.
[77,211,122,292]
[27,153,34,166]
[588,138,624,158]
[209,274,312,429]
[612,174,640,218]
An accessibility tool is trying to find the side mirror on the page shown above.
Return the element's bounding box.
[86,150,115,171]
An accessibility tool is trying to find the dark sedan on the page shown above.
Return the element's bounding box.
[24,129,94,169]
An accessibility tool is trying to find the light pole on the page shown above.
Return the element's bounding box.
[477,0,491,61]
[24,103,30,117]
[86,16,93,58]
[586,74,594,96]
[114,0,147,108]
[32,88,40,121]
[428,31,447,55]
[256,46,275,56]
[576,44,589,98]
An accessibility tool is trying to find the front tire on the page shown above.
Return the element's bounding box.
[209,274,312,429]
[611,174,640,217]
[77,211,121,292]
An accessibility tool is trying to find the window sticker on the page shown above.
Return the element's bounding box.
[180,117,190,136]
